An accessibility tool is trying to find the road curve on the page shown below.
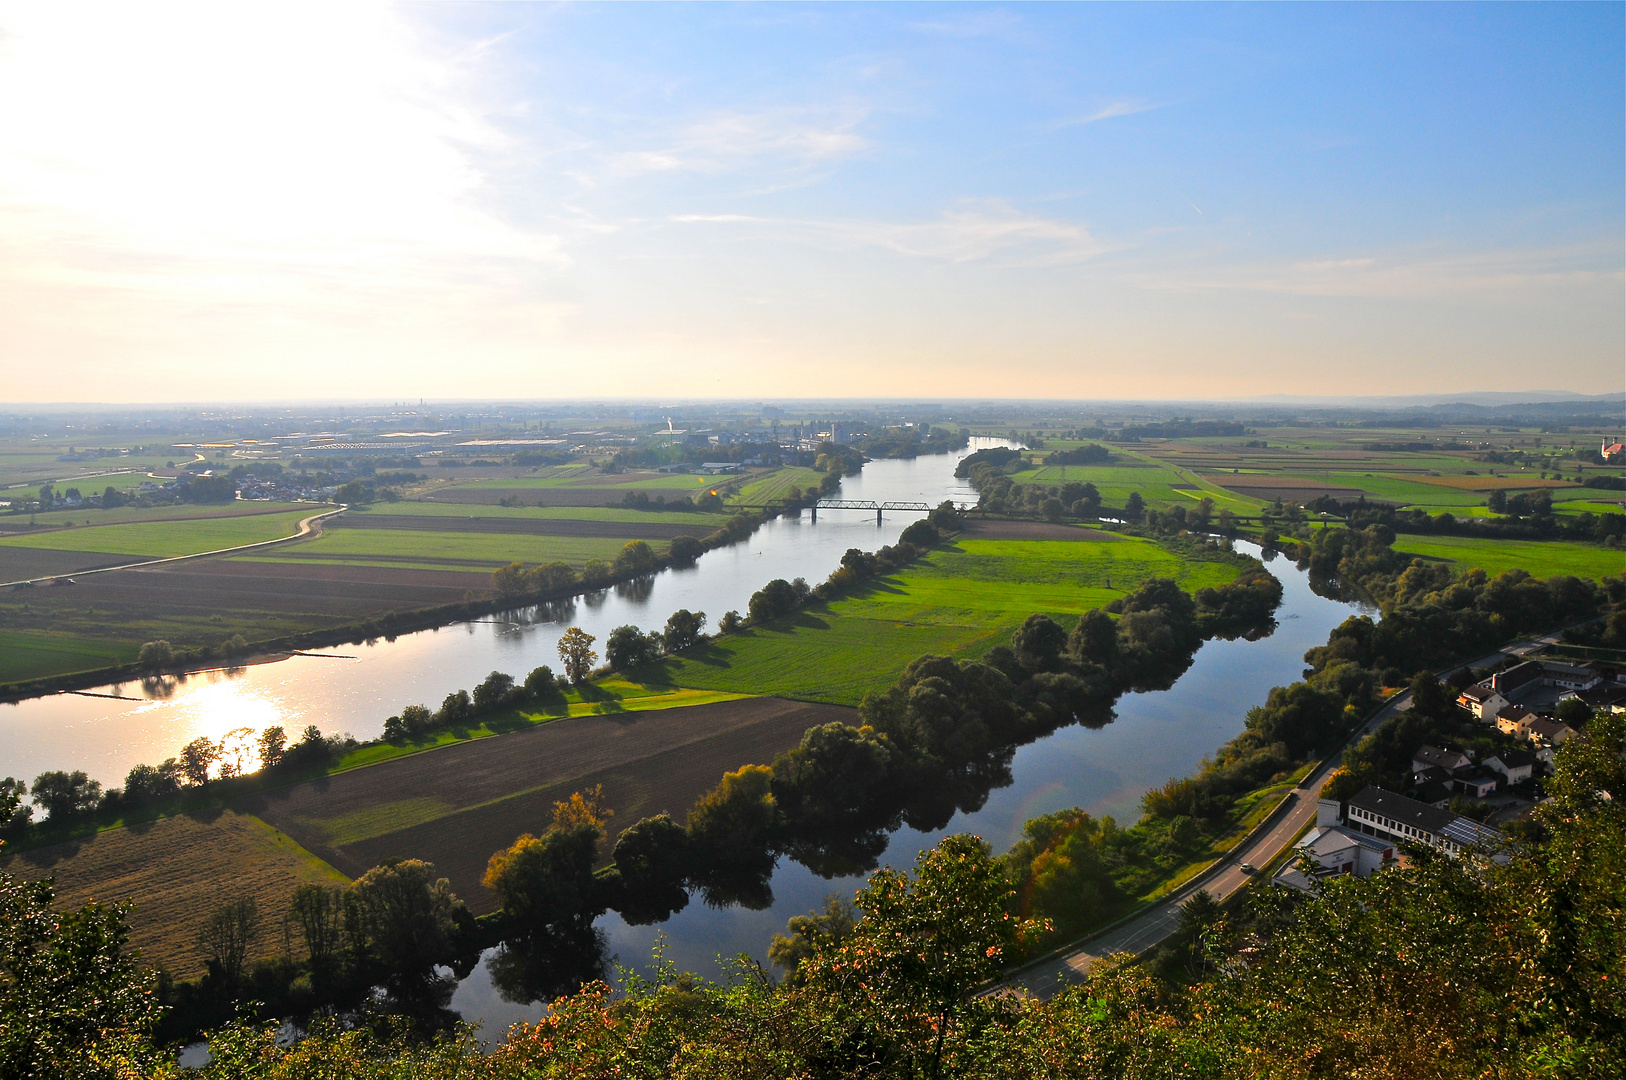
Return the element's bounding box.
[0,504,344,589]
[1000,627,1576,997]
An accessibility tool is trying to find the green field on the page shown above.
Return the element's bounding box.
[12,501,324,529]
[733,466,828,503]
[437,470,714,492]
[1394,535,1624,581]
[660,536,1240,705]
[356,502,732,527]
[331,678,754,773]
[250,528,654,569]
[0,508,316,559]
[0,629,137,683]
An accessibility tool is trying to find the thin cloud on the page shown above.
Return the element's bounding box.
[909,9,1023,38]
[1132,244,1622,299]
[1060,99,1165,128]
[673,199,1115,267]
[608,105,870,176]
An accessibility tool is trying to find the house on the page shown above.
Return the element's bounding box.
[1412,745,1472,774]
[1452,766,1499,799]
[1409,766,1456,807]
[1483,748,1536,786]
[1271,825,1395,894]
[698,462,742,475]
[1496,704,1536,737]
[1542,663,1602,692]
[1343,786,1502,856]
[1573,684,1626,713]
[1457,683,1510,722]
[1602,440,1623,461]
[1522,716,1578,749]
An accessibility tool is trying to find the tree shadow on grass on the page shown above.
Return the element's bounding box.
[677,641,738,670]
[763,610,830,635]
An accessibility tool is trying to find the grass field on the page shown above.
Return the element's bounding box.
[353,502,732,527]
[257,528,652,570]
[659,536,1241,705]
[8,501,325,530]
[0,629,137,682]
[0,507,316,559]
[733,466,828,503]
[331,679,755,772]
[4,810,347,975]
[1394,535,1624,581]
[437,470,714,492]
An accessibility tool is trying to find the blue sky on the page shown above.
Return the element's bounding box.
[0,2,1619,400]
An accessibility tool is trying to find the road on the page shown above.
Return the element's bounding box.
[1000,627,1575,997]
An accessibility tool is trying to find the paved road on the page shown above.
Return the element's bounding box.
[1001,629,1572,997]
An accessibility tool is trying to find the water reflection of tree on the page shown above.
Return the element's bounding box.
[614,574,656,604]
[487,927,609,1006]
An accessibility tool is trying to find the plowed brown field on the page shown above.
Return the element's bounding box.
[5,810,347,976]
[247,696,853,912]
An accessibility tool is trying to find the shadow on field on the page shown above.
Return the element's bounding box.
[678,642,738,670]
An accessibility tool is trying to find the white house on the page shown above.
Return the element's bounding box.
[1272,825,1395,894]
[1343,786,1502,856]
[1411,745,1471,774]
[1458,683,1510,722]
[1484,748,1536,786]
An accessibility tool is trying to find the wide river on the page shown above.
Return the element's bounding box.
[0,443,1368,1037]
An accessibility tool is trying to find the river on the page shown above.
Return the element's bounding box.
[0,446,994,789]
[0,443,1368,1039]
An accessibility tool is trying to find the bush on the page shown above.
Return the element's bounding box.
[472,671,516,711]
[523,665,560,699]
[669,535,703,564]
[435,690,472,726]
[898,519,940,547]
[137,640,174,669]
[662,609,707,652]
[605,625,663,671]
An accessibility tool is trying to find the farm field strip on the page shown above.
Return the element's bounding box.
[350,502,733,526]
[0,508,317,559]
[332,683,758,772]
[5,501,326,530]
[732,466,831,503]
[247,697,852,908]
[3,810,347,976]
[258,527,660,568]
[1394,535,1624,580]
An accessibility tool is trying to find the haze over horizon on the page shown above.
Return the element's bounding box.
[1,3,1621,403]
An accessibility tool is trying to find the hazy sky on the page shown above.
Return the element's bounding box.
[1,2,1621,402]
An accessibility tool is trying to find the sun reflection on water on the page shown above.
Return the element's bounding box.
[123,676,303,776]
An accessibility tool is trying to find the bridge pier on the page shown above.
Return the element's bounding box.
[876,507,883,526]
[810,504,816,522]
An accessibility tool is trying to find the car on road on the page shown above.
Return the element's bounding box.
[1239,862,1256,874]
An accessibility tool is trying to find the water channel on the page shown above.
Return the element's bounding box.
[0,442,1370,1038]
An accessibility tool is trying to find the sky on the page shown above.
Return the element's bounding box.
[0,2,1621,403]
